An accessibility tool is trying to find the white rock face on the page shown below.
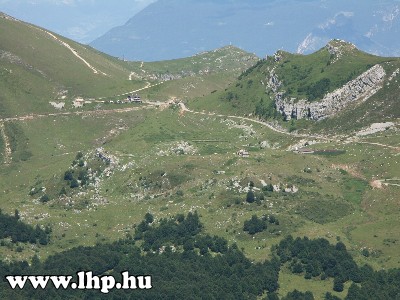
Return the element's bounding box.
[275,64,386,121]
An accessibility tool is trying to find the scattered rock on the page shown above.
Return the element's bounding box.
[49,102,65,109]
[356,122,395,136]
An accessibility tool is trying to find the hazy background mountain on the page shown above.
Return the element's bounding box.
[1,0,399,61]
[0,0,156,44]
[90,0,400,61]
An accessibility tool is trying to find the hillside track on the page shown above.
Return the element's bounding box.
[178,102,400,152]
[1,90,398,163]
[0,106,154,123]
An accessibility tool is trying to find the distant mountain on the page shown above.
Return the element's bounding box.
[0,0,156,44]
[90,0,400,62]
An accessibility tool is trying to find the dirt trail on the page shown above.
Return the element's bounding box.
[26,22,108,76]
[98,82,162,100]
[355,141,400,151]
[371,178,400,188]
[1,90,398,162]
[0,121,12,165]
[178,102,332,140]
[178,102,400,151]
[0,106,156,124]
[44,30,107,76]
[0,81,162,123]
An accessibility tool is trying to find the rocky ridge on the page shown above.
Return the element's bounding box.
[273,64,386,121]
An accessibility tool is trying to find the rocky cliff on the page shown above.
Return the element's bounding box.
[274,64,386,121]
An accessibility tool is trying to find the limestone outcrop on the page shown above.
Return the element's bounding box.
[273,64,386,121]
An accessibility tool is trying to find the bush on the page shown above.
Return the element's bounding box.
[246,190,255,203]
[70,179,79,189]
[75,152,83,160]
[40,194,50,203]
[243,215,267,235]
[362,248,370,257]
[333,277,344,292]
[59,187,67,196]
[262,184,274,192]
[64,170,74,181]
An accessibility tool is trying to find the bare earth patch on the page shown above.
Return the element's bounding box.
[370,179,383,189]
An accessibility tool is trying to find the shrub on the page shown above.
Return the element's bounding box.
[40,194,50,203]
[70,179,79,189]
[243,215,267,235]
[246,190,255,203]
[64,170,74,181]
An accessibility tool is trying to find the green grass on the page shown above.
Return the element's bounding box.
[126,45,258,78]
[274,42,389,101]
[0,129,4,164]
[4,122,32,162]
[294,197,354,224]
[341,177,369,205]
[278,265,351,299]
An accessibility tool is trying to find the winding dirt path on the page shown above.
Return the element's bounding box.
[355,141,400,151]
[0,106,155,123]
[178,102,334,141]
[178,102,400,151]
[99,82,163,100]
[1,90,398,163]
[43,30,108,76]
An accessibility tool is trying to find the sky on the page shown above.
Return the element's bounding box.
[0,0,157,43]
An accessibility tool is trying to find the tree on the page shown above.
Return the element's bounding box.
[333,277,344,292]
[75,152,83,160]
[40,194,50,203]
[267,293,280,300]
[183,239,194,252]
[59,187,67,196]
[283,290,314,300]
[64,170,74,181]
[246,190,255,203]
[243,215,267,235]
[70,179,79,189]
[263,184,274,192]
[144,213,154,224]
[292,262,303,274]
[325,292,341,300]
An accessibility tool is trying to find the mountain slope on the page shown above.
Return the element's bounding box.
[0,13,143,117]
[192,40,400,133]
[0,13,257,118]
[126,45,257,81]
